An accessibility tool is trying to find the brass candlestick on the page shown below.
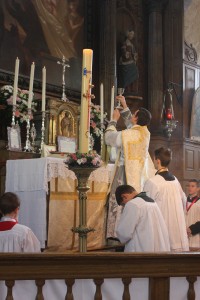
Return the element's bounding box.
[68,166,96,252]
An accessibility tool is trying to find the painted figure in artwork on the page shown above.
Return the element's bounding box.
[61,111,73,137]
[117,30,139,89]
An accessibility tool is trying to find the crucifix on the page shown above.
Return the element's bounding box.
[57,56,70,102]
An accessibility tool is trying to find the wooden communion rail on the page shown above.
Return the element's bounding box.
[0,252,200,300]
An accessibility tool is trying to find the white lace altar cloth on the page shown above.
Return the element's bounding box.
[46,157,114,185]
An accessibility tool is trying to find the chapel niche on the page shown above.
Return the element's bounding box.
[46,98,79,147]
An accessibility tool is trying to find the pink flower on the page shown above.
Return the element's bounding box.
[21,90,29,94]
[6,96,13,105]
[16,96,22,103]
[71,154,77,160]
[81,157,87,164]
[15,110,20,117]
[92,157,100,166]
[91,120,96,128]
[90,112,94,119]
[95,105,100,112]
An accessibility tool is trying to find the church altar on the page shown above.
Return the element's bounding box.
[5,157,114,250]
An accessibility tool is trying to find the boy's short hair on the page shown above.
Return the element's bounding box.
[0,192,20,218]
[115,185,135,206]
[154,147,172,167]
[135,108,152,126]
[189,179,199,187]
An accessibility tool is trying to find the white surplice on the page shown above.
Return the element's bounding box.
[143,175,189,252]
[116,196,170,252]
[0,217,41,253]
[185,201,200,248]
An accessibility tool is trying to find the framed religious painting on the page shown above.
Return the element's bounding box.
[0,0,89,96]
[7,126,22,152]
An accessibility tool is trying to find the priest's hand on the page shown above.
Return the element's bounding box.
[112,109,121,122]
[116,95,127,109]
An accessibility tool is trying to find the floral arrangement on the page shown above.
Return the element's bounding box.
[65,151,103,168]
[0,85,37,123]
[90,102,108,138]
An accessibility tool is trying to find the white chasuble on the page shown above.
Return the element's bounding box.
[122,125,152,192]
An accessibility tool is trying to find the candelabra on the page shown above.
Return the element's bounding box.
[24,108,32,152]
[40,111,46,153]
[11,104,17,127]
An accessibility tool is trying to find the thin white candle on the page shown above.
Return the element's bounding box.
[110,85,115,120]
[13,57,19,106]
[28,62,35,109]
[100,83,104,124]
[79,49,93,153]
[42,66,46,112]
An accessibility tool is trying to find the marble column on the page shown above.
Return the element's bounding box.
[146,0,168,133]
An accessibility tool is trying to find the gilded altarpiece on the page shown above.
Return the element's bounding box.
[46,99,79,147]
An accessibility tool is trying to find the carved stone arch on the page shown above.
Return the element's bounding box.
[184,40,198,64]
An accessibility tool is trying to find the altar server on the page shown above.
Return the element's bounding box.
[0,192,41,252]
[143,147,189,252]
[185,179,200,249]
[116,185,170,252]
[105,95,155,239]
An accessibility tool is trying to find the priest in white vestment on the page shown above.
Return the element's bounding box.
[143,147,189,252]
[105,95,155,239]
[0,192,41,252]
[115,185,170,252]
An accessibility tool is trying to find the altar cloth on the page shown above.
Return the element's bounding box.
[5,157,114,249]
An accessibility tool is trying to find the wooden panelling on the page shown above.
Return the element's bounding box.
[183,64,196,138]
[198,150,200,171]
[183,141,200,182]
[185,148,195,171]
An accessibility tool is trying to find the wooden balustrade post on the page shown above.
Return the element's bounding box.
[35,279,45,300]
[65,279,75,300]
[94,278,104,300]
[5,280,15,300]
[149,277,169,300]
[122,278,131,300]
[186,276,197,300]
